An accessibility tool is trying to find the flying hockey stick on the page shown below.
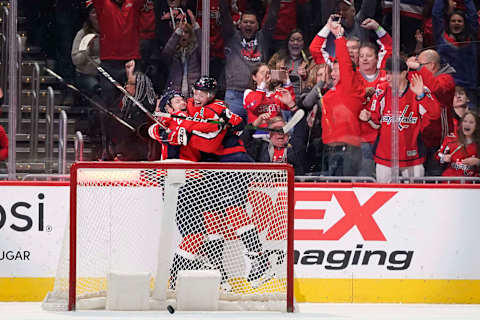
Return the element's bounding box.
[78,34,168,130]
[44,67,135,132]
[244,109,305,133]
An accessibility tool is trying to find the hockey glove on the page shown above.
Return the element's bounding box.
[168,126,189,146]
[220,109,244,132]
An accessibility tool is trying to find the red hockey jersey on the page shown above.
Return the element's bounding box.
[436,134,479,177]
[243,84,295,125]
[358,69,388,143]
[369,82,441,167]
[148,110,219,160]
[182,98,245,159]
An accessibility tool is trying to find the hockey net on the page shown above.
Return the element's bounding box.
[42,161,294,312]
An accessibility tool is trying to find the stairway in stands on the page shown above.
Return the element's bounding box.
[0,1,98,179]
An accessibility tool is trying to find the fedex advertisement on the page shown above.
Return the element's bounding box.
[0,182,479,302]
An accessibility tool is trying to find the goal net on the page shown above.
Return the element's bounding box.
[42,161,294,312]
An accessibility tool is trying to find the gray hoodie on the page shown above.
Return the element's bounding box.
[219,0,280,92]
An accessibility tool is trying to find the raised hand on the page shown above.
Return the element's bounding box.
[277,88,295,108]
[252,113,270,127]
[360,18,379,31]
[187,9,196,24]
[125,60,135,77]
[406,56,420,70]
[409,73,425,96]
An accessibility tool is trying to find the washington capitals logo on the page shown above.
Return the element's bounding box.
[381,106,418,131]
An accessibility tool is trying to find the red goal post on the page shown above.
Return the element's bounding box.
[43,161,295,312]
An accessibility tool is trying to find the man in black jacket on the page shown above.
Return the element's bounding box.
[242,115,305,175]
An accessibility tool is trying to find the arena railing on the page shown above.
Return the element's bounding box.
[74,131,84,161]
[398,176,480,184]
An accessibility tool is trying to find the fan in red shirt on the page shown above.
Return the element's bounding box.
[359,57,441,183]
[243,63,297,127]
[93,0,146,160]
[406,49,456,176]
[317,19,364,176]
[437,111,480,179]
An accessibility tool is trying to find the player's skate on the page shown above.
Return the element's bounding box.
[244,251,274,289]
[202,238,232,292]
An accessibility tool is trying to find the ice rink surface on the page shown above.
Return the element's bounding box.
[2,303,480,320]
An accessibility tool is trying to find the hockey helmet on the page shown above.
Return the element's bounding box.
[193,76,217,92]
[158,88,184,113]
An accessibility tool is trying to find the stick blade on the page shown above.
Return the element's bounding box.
[283,109,305,133]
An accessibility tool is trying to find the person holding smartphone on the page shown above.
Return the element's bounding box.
[243,63,298,129]
[316,18,364,177]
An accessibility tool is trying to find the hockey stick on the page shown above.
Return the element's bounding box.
[44,67,135,132]
[245,109,305,133]
[153,111,224,124]
[78,34,168,130]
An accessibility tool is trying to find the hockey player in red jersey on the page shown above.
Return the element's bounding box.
[169,77,274,291]
[436,111,480,179]
[181,76,253,162]
[147,89,216,160]
[359,57,441,183]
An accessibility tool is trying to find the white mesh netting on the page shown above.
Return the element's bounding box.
[42,163,292,312]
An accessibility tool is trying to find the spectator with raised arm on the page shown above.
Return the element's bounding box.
[93,0,146,160]
[300,63,333,174]
[356,18,392,177]
[161,9,201,97]
[406,49,456,176]
[309,14,362,68]
[112,60,157,161]
[359,58,441,183]
[219,0,280,123]
[432,0,478,110]
[315,18,364,176]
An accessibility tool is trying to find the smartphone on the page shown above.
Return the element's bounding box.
[271,70,288,82]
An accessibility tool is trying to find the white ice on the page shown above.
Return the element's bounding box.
[1,303,480,320]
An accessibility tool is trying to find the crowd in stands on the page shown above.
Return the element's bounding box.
[11,0,480,180]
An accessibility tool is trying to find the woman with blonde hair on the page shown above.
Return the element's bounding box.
[300,63,332,173]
